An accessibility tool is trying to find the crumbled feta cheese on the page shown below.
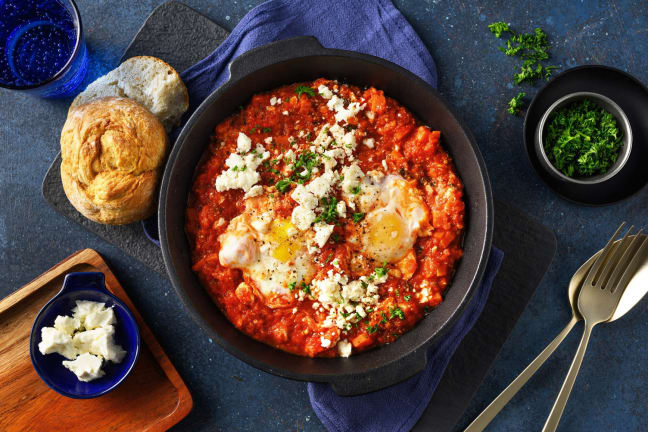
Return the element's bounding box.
[244,185,264,199]
[337,339,352,357]
[236,132,252,153]
[291,206,316,230]
[314,223,335,247]
[306,171,335,198]
[264,137,273,144]
[382,159,388,170]
[39,301,127,382]
[38,327,78,360]
[336,200,346,217]
[318,85,334,99]
[284,149,296,162]
[216,145,270,192]
[320,337,332,348]
[282,110,289,115]
[291,184,318,210]
[327,95,366,123]
[341,163,364,193]
[54,315,80,335]
[270,96,278,106]
[62,353,105,382]
[363,137,375,148]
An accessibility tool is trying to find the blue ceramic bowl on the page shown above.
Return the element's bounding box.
[29,272,140,398]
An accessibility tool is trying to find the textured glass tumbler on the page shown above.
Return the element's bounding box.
[0,0,88,97]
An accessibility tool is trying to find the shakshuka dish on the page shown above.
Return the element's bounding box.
[186,78,465,358]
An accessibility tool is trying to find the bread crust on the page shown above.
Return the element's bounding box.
[70,56,189,132]
[60,97,169,225]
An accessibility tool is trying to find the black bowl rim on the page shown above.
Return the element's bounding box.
[523,64,648,206]
[159,37,493,386]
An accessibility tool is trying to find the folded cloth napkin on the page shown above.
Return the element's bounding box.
[180,0,437,110]
[173,2,503,431]
[309,248,503,432]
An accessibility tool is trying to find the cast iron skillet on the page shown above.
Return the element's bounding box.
[159,36,493,395]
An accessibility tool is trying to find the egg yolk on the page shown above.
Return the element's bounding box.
[367,211,406,251]
[269,220,300,263]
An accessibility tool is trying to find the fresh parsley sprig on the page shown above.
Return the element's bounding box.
[294,85,315,97]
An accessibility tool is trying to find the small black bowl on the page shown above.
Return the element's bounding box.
[524,65,648,205]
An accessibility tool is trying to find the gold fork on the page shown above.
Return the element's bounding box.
[542,223,648,432]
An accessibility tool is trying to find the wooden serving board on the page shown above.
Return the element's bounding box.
[0,249,192,432]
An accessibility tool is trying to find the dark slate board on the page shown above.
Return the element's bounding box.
[42,3,557,429]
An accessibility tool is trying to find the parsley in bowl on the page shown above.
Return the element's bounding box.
[535,92,632,184]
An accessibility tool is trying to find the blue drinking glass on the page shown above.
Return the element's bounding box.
[0,0,88,97]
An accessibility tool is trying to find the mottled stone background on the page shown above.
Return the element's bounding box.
[1,1,646,431]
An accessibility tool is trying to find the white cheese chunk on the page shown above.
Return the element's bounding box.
[54,315,80,335]
[318,85,334,99]
[236,132,252,153]
[363,137,375,148]
[244,185,264,199]
[320,337,332,348]
[337,339,352,357]
[340,163,364,193]
[39,300,128,382]
[314,223,335,248]
[336,200,346,218]
[83,307,116,330]
[215,144,270,193]
[62,353,105,382]
[38,327,78,360]
[291,205,317,230]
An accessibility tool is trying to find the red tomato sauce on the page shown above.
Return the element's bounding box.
[186,79,465,357]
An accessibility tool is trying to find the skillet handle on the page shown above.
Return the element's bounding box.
[228,36,328,81]
[327,348,428,396]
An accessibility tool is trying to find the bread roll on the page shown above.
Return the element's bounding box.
[61,97,168,225]
[71,56,188,132]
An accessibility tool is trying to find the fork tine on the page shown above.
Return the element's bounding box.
[598,226,634,289]
[582,222,626,288]
[610,232,648,296]
[605,229,643,292]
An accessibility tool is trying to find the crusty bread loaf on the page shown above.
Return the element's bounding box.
[71,56,188,132]
[61,97,168,225]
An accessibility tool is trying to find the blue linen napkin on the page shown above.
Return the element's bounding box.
[159,1,504,430]
[180,0,437,109]
[308,248,503,432]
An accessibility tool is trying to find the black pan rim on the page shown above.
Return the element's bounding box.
[523,64,648,206]
[159,37,493,389]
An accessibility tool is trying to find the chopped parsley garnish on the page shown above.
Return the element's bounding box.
[379,312,388,325]
[404,295,412,302]
[352,212,365,223]
[350,185,361,194]
[240,166,247,171]
[367,324,379,334]
[325,253,333,264]
[232,166,240,172]
[488,21,511,38]
[275,179,293,193]
[294,85,315,97]
[389,306,405,320]
[488,22,558,115]
[507,92,526,115]
[262,127,272,133]
[330,232,343,243]
[288,281,297,291]
[292,151,320,183]
[340,311,349,318]
[249,127,257,134]
[314,196,339,224]
[300,282,312,295]
[544,99,623,177]
[374,263,388,278]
